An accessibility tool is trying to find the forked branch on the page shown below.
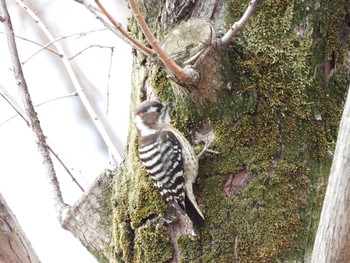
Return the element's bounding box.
[18,0,122,164]
[75,0,153,57]
[128,0,199,83]
[95,0,154,56]
[0,85,84,193]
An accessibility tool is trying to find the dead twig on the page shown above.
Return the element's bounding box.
[0,0,69,222]
[68,44,114,60]
[17,0,123,164]
[22,29,107,64]
[0,85,84,192]
[74,0,152,57]
[0,91,78,125]
[0,31,61,57]
[106,47,114,115]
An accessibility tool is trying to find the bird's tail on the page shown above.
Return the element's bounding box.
[185,195,205,228]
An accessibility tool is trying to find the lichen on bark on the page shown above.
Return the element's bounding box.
[110,0,350,262]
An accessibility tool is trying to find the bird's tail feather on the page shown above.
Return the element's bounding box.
[185,196,205,228]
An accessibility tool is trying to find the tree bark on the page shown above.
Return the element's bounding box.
[60,0,350,262]
[0,193,41,263]
[311,86,350,262]
[109,0,350,262]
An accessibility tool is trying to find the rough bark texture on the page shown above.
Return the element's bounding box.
[109,0,350,262]
[311,87,350,262]
[64,0,350,262]
[0,193,41,263]
[62,170,114,263]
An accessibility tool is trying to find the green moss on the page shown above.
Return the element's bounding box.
[134,224,173,263]
[177,161,314,262]
[189,0,347,261]
[112,131,168,262]
[112,0,349,262]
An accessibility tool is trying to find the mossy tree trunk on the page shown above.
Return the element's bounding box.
[111,1,350,262]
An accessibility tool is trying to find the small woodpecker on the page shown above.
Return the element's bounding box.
[134,100,205,228]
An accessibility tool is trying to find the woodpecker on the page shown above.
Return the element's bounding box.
[134,100,205,228]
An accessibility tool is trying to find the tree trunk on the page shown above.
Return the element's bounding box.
[311,86,350,262]
[0,192,41,263]
[109,0,350,262]
[64,0,350,262]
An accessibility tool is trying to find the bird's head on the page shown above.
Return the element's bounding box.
[134,100,172,136]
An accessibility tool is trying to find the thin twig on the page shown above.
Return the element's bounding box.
[0,84,84,192]
[0,0,69,222]
[106,47,114,115]
[0,31,61,56]
[128,0,197,82]
[68,44,114,60]
[0,84,30,126]
[95,0,154,56]
[220,0,260,45]
[0,92,78,125]
[17,0,123,164]
[22,28,107,64]
[48,146,85,192]
[74,0,153,57]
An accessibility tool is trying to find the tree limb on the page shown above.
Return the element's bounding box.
[17,0,123,164]
[94,0,154,56]
[74,0,153,57]
[128,0,199,83]
[0,0,69,223]
[0,85,84,193]
[220,0,260,46]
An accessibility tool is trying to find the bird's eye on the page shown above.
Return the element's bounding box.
[156,107,161,113]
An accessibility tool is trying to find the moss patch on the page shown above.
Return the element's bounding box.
[111,0,349,262]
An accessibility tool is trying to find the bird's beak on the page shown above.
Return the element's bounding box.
[165,101,176,111]
[160,102,175,123]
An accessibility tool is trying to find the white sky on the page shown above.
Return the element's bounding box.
[0,0,132,262]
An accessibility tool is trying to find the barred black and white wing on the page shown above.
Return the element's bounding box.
[138,131,186,214]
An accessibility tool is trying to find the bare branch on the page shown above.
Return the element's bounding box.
[68,44,114,60]
[106,47,114,115]
[22,29,107,64]
[0,92,78,125]
[0,31,61,57]
[0,0,69,222]
[0,84,29,126]
[17,0,123,164]
[94,0,154,56]
[0,84,84,192]
[128,0,198,82]
[74,0,153,57]
[220,0,260,46]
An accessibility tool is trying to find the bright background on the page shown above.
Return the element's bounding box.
[0,0,132,262]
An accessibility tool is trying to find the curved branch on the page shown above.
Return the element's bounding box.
[128,0,198,82]
[22,29,107,64]
[74,0,153,57]
[220,0,260,46]
[95,0,154,56]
